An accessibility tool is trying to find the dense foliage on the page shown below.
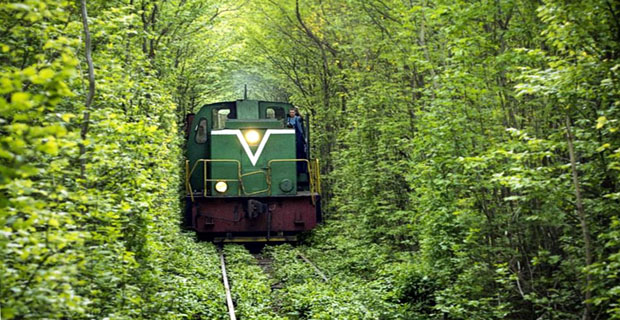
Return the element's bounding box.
[0,0,232,318]
[2,0,618,319]
[238,0,620,319]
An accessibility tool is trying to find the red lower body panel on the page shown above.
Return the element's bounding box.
[187,194,320,238]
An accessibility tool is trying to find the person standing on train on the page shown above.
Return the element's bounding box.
[287,108,304,134]
[287,108,308,172]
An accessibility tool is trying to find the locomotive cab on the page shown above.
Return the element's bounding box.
[184,99,321,242]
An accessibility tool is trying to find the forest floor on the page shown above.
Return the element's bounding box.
[214,227,415,320]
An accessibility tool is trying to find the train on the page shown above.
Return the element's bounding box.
[183,98,322,242]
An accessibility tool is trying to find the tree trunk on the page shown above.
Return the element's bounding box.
[565,113,593,320]
[80,0,95,179]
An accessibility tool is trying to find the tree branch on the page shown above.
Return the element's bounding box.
[294,0,338,57]
[80,0,95,179]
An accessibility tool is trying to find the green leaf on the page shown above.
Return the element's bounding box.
[10,92,30,108]
[596,116,607,129]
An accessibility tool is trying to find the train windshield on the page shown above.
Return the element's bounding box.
[212,108,231,129]
[265,106,285,120]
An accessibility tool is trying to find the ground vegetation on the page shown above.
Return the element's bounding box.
[1,0,619,319]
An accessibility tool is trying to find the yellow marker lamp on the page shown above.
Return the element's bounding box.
[215,181,228,193]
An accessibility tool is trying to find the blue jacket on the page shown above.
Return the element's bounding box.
[287,116,304,137]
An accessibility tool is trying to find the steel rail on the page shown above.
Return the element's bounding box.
[220,252,237,320]
[297,252,328,282]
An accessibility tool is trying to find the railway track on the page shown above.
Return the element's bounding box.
[218,245,328,319]
[220,251,237,320]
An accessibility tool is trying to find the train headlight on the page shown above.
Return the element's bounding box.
[215,181,228,193]
[244,130,260,145]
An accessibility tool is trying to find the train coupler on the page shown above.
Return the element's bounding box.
[247,199,268,219]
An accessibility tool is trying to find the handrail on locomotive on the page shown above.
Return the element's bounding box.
[185,158,321,204]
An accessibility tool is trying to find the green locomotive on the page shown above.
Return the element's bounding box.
[184,99,321,242]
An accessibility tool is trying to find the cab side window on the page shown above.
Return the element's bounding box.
[195,118,208,143]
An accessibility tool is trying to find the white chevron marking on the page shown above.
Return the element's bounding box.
[211,129,295,166]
